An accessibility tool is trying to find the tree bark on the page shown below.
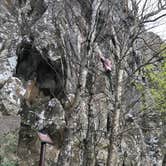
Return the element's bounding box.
[56,128,72,166]
[107,69,123,166]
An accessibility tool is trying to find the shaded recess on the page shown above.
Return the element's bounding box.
[15,40,67,99]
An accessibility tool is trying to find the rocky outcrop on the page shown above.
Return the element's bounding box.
[0,0,165,166]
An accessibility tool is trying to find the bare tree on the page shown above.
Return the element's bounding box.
[54,0,166,165]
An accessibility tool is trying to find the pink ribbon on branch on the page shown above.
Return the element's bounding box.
[99,54,112,72]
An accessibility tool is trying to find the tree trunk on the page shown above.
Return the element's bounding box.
[56,128,72,166]
[82,74,96,166]
[82,108,95,166]
[107,69,123,166]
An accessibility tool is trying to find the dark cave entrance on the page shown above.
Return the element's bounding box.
[15,40,67,100]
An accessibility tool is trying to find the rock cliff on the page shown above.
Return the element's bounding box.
[0,0,165,165]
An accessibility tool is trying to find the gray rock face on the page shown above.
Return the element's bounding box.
[17,97,66,165]
[0,115,21,136]
[0,56,17,86]
[0,77,25,115]
[0,0,165,166]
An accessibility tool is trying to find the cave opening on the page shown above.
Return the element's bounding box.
[15,40,67,101]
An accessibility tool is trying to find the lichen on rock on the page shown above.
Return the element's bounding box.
[0,77,26,115]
